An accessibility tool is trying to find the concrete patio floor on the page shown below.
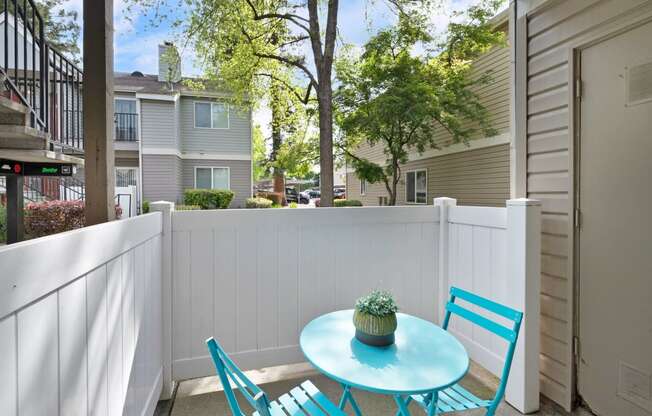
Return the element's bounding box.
[163,362,594,416]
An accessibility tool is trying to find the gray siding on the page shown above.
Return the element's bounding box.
[142,154,182,203]
[181,159,252,208]
[522,0,652,409]
[141,100,177,149]
[179,97,252,155]
[353,44,510,163]
[115,157,139,168]
[347,144,510,207]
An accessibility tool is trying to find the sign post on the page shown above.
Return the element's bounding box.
[1,159,75,244]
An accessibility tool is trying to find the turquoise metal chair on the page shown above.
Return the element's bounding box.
[405,287,523,416]
[206,337,346,416]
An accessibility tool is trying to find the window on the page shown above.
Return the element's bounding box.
[114,98,138,141]
[194,167,230,190]
[194,102,229,129]
[115,167,138,187]
[406,169,427,204]
[360,178,367,195]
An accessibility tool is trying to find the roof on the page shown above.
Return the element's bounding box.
[114,72,232,99]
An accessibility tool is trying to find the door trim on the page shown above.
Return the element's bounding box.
[569,14,652,410]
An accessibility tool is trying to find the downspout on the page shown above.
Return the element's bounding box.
[137,98,144,213]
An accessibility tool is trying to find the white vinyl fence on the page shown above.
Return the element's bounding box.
[0,213,163,416]
[156,197,540,413]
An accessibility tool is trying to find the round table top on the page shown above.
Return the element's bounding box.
[299,310,469,395]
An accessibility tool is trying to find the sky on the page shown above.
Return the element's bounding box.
[59,0,503,131]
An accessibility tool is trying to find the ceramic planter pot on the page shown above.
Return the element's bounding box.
[353,309,397,347]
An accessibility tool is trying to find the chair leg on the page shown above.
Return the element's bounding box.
[393,395,412,416]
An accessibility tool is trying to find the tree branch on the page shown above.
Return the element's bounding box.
[254,72,315,104]
[253,51,319,88]
[244,0,311,33]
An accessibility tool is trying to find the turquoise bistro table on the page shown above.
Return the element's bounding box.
[300,310,470,416]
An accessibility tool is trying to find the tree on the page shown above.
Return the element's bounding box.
[128,0,428,206]
[252,124,267,182]
[335,2,504,205]
[37,0,81,60]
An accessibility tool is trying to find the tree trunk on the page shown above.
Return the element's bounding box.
[270,81,287,205]
[317,82,334,207]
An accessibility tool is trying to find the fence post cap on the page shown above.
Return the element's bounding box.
[150,201,175,211]
[507,198,541,206]
[433,197,457,206]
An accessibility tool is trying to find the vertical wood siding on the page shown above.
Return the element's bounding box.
[524,0,652,408]
[0,214,163,416]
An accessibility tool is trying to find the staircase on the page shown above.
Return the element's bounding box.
[0,0,84,154]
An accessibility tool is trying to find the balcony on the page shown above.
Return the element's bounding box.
[0,200,546,416]
[115,112,139,141]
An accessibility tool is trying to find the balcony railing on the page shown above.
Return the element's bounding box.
[114,112,138,141]
[0,1,84,153]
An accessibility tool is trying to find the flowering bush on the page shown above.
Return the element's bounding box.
[355,290,399,317]
[24,200,122,238]
[246,197,273,209]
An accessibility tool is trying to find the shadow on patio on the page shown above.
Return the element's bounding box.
[167,362,590,416]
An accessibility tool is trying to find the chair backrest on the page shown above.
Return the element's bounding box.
[442,287,523,409]
[206,337,272,416]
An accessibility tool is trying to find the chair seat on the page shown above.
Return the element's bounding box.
[254,380,345,416]
[411,383,493,414]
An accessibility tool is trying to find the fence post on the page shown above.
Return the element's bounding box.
[434,197,456,324]
[150,201,175,399]
[505,198,541,413]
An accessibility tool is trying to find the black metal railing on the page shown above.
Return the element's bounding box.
[114,112,138,141]
[0,175,84,202]
[0,0,84,152]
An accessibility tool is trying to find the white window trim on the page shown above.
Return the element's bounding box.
[405,168,427,205]
[193,101,230,129]
[194,166,231,190]
[360,178,366,196]
[114,97,140,141]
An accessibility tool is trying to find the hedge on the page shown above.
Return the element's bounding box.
[176,204,202,211]
[256,191,284,205]
[24,200,122,238]
[184,189,234,210]
[334,199,363,207]
[246,197,273,209]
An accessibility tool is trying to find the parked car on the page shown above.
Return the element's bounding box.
[300,189,320,204]
[334,187,346,199]
[285,187,299,203]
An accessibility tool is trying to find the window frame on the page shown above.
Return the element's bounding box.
[194,166,231,190]
[193,101,230,129]
[405,169,427,205]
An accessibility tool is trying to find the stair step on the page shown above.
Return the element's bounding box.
[0,125,49,149]
[0,95,28,115]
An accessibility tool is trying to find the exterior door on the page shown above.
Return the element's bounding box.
[578,22,652,416]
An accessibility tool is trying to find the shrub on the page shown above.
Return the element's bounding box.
[288,202,298,208]
[23,200,122,238]
[246,197,273,209]
[184,189,234,210]
[0,204,6,243]
[176,205,201,211]
[335,199,363,207]
[256,191,284,206]
[142,200,150,214]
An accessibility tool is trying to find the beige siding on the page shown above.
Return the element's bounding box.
[352,44,511,163]
[347,144,510,207]
[523,0,652,409]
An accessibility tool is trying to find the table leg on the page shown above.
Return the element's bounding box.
[393,395,412,416]
[426,392,439,416]
[339,384,363,416]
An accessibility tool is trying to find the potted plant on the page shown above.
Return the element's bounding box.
[353,290,398,347]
